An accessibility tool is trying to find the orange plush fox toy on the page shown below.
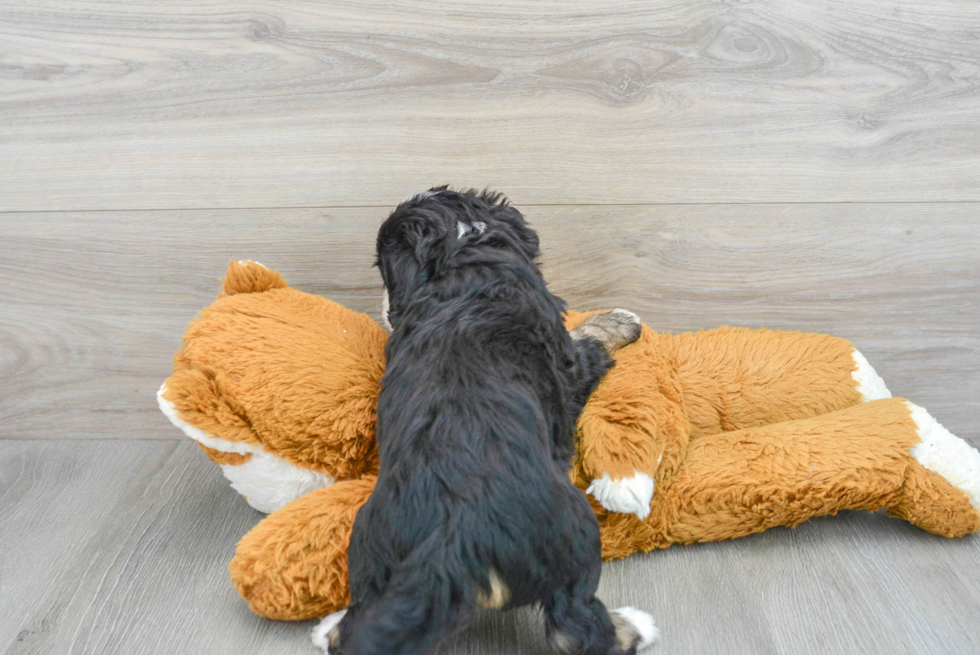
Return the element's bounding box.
[159,261,980,623]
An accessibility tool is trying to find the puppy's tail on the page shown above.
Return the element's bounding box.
[348,530,475,655]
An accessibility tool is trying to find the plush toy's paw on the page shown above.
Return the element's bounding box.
[311,609,347,653]
[907,402,980,510]
[610,606,660,652]
[571,309,643,354]
[587,472,654,519]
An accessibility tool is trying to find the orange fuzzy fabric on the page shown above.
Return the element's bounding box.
[160,262,979,621]
[161,264,386,481]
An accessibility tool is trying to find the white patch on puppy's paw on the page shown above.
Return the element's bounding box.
[851,349,891,401]
[311,609,347,653]
[907,402,980,510]
[610,606,660,651]
[609,308,641,324]
[586,472,654,519]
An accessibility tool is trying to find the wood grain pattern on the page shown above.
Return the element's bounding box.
[740,512,980,654]
[3,440,980,654]
[2,0,980,210]
[2,204,976,442]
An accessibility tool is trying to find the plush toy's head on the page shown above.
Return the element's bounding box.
[158,261,387,512]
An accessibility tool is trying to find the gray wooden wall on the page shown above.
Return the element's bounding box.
[1,1,978,654]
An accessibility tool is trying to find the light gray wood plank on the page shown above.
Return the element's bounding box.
[1,0,980,210]
[739,511,980,655]
[0,440,310,655]
[2,204,976,441]
[4,441,980,654]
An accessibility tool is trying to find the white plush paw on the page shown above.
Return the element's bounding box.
[586,472,654,519]
[611,606,660,650]
[311,609,347,653]
[907,402,980,510]
[851,349,891,401]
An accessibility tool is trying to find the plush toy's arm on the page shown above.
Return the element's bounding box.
[230,477,376,621]
[566,312,690,520]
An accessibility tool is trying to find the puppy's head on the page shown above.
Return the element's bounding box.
[376,187,539,331]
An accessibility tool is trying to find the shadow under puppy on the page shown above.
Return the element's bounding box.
[313,188,658,655]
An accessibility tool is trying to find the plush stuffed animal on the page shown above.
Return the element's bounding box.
[159,261,980,624]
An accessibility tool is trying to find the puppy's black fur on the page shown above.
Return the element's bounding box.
[332,188,641,655]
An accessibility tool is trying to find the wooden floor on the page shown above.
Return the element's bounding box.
[1,1,979,654]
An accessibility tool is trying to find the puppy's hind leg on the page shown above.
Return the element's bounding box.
[543,571,658,655]
[544,492,658,655]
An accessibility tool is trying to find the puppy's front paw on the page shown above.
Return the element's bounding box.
[311,609,347,653]
[571,309,643,353]
[586,472,654,519]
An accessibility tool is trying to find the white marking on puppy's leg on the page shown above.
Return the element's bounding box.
[610,607,659,651]
[907,402,980,510]
[586,472,654,519]
[851,349,891,401]
[457,221,472,238]
[311,609,347,653]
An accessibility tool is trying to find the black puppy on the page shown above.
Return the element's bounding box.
[312,188,657,655]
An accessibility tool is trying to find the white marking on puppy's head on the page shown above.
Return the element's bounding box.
[457,220,487,239]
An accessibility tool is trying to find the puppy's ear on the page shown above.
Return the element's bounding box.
[385,216,454,284]
[376,213,454,325]
[489,204,540,261]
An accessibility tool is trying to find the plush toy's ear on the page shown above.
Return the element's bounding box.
[221,260,288,295]
[230,477,377,620]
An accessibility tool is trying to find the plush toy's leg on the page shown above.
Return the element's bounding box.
[229,477,376,621]
[894,403,980,531]
[594,398,979,557]
[668,328,890,439]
